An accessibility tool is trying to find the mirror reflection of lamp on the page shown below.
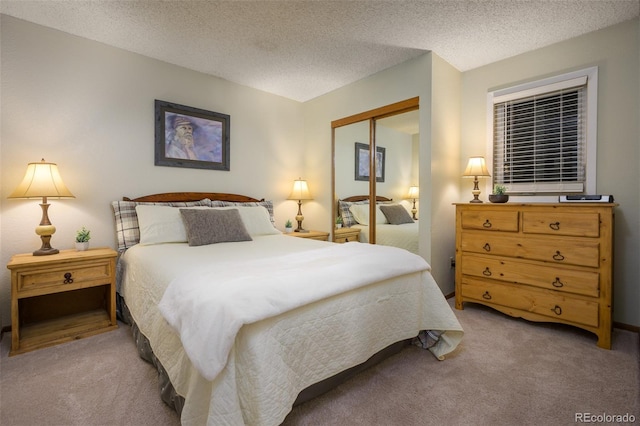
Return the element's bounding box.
[462,157,491,203]
[287,178,313,233]
[406,186,419,220]
[8,159,75,256]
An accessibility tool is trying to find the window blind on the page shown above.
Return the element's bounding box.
[493,77,587,193]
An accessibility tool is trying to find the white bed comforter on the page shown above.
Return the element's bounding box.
[159,242,429,381]
[120,235,463,426]
[355,222,419,254]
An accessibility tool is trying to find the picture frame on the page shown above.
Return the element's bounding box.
[155,100,230,170]
[354,142,385,182]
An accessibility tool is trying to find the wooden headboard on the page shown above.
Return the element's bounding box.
[123,192,263,203]
[341,195,393,203]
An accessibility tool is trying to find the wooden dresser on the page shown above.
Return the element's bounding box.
[454,203,616,348]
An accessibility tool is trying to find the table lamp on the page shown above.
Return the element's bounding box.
[406,186,419,220]
[462,156,491,203]
[287,178,312,233]
[8,159,75,255]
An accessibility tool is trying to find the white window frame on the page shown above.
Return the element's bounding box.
[486,67,598,199]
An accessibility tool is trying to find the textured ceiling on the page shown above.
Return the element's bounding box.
[1,1,638,102]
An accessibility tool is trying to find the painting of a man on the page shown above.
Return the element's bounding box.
[165,114,222,163]
[155,100,230,171]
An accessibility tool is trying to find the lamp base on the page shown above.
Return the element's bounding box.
[33,234,59,256]
[33,246,59,256]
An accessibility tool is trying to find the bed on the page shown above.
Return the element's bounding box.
[113,192,463,426]
[338,195,419,254]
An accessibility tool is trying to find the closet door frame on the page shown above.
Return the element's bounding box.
[331,97,419,243]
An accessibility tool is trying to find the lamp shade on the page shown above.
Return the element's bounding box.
[462,156,491,178]
[9,159,75,199]
[287,178,312,201]
[406,186,419,199]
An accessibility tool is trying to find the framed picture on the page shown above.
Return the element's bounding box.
[155,100,230,170]
[355,142,385,182]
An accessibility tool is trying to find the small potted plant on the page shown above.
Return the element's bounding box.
[75,226,91,251]
[489,185,509,203]
[284,219,293,233]
[335,216,343,229]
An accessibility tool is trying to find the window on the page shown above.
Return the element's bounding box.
[488,67,597,194]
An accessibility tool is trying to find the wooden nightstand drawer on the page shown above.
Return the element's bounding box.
[461,210,519,232]
[523,212,600,237]
[461,253,600,297]
[17,260,112,295]
[462,277,599,328]
[334,227,361,243]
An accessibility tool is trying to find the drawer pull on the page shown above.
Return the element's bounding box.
[63,272,74,284]
[483,220,492,228]
[549,221,561,231]
[482,291,492,300]
[552,277,564,288]
[482,267,492,277]
[483,243,491,252]
[551,305,563,316]
[552,251,565,261]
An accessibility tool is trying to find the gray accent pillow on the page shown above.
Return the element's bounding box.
[179,208,252,246]
[379,204,414,225]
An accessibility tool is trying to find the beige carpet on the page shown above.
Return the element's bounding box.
[1,300,637,425]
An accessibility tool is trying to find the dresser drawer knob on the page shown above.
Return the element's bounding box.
[483,220,492,228]
[551,305,563,316]
[552,251,565,261]
[483,243,491,252]
[549,222,561,231]
[482,267,492,276]
[552,277,564,288]
[482,291,492,300]
[63,272,74,284]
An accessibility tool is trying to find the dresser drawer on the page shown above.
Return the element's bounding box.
[17,261,112,295]
[461,277,599,327]
[460,231,600,268]
[461,210,519,232]
[523,212,600,237]
[461,253,599,297]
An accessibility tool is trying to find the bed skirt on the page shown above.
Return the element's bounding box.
[117,293,411,418]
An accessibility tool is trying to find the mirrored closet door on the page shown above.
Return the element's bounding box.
[332,98,420,253]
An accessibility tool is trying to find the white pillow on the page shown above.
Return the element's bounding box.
[212,206,281,236]
[348,203,388,226]
[135,205,210,245]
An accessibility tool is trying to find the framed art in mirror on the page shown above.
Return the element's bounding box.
[355,142,385,182]
[155,100,230,171]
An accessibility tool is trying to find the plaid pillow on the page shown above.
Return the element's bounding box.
[215,200,276,226]
[111,199,212,252]
[338,200,369,228]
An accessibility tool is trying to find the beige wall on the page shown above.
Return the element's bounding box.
[0,16,305,327]
[461,18,640,326]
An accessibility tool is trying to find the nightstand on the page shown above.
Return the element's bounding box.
[334,227,361,243]
[284,230,329,241]
[7,247,118,356]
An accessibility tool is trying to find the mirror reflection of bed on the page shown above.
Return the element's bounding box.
[338,195,419,254]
